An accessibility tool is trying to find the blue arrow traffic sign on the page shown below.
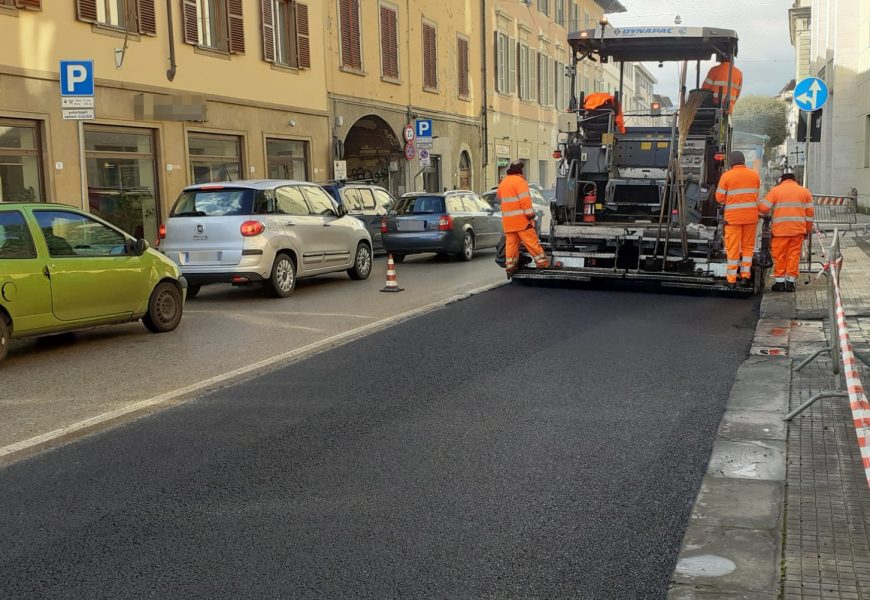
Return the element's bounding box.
[794,77,828,112]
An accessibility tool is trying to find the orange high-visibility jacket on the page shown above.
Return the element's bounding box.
[498,174,536,233]
[715,164,761,225]
[702,62,743,114]
[759,179,814,236]
[584,92,626,134]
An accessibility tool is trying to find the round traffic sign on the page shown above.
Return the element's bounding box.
[403,124,415,143]
[419,148,430,160]
[794,77,829,112]
[404,142,416,160]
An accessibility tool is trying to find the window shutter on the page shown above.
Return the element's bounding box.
[15,0,42,9]
[423,23,436,89]
[508,37,516,94]
[458,37,469,97]
[228,0,246,54]
[529,49,537,101]
[76,0,97,22]
[340,0,361,69]
[261,0,275,62]
[181,0,198,45]
[380,5,398,79]
[138,0,157,35]
[296,2,310,68]
[493,31,501,93]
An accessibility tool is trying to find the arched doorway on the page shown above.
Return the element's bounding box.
[342,115,404,197]
[458,151,471,190]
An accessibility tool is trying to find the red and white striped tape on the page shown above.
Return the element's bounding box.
[814,196,854,206]
[829,256,870,489]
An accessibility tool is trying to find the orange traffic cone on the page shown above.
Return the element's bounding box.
[380,254,404,292]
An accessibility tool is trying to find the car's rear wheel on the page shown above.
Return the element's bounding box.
[269,253,296,298]
[0,315,9,363]
[142,282,183,333]
[187,284,202,299]
[348,242,373,280]
[457,231,474,261]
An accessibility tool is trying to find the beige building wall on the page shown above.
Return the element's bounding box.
[325,0,482,196]
[0,0,330,240]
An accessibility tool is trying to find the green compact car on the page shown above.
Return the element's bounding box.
[0,204,187,363]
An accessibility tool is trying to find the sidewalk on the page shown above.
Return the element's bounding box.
[670,226,870,599]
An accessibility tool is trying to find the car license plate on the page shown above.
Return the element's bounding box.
[180,251,222,264]
[398,220,425,232]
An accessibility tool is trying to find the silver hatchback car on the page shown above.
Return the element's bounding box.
[161,180,373,298]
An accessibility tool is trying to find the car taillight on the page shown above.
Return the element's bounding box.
[380,217,388,233]
[158,223,166,239]
[240,220,265,236]
[438,215,453,231]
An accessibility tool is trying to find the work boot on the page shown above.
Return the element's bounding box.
[785,281,796,292]
[505,268,517,280]
[771,282,785,292]
[726,280,738,290]
[739,278,753,288]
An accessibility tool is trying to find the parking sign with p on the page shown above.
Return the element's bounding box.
[415,119,432,140]
[60,60,95,96]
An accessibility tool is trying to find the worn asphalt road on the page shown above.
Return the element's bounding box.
[0,282,759,599]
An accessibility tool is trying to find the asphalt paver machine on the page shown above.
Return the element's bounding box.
[513,26,769,295]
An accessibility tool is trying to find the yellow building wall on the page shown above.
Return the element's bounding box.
[1,1,328,111]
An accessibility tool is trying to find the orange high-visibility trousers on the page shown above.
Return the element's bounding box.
[771,235,804,283]
[724,223,757,283]
[505,227,550,271]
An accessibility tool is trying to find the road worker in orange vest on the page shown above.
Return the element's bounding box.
[758,173,814,292]
[583,92,626,134]
[715,151,761,288]
[499,160,552,277]
[702,60,743,114]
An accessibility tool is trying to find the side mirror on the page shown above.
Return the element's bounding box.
[135,238,149,255]
[337,204,349,217]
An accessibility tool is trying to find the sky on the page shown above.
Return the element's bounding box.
[604,0,796,99]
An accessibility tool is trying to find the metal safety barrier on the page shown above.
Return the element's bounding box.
[785,228,870,491]
[813,195,858,227]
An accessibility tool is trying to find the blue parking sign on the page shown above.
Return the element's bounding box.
[415,119,433,139]
[60,60,95,96]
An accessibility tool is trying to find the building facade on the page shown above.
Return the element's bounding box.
[483,0,625,191]
[324,0,481,196]
[788,0,869,209]
[0,0,331,241]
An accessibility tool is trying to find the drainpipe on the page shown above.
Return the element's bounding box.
[165,0,177,81]
[480,0,489,180]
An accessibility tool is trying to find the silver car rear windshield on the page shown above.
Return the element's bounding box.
[170,188,255,217]
[394,196,445,215]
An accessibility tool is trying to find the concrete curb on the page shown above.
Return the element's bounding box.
[668,291,795,599]
[0,280,508,467]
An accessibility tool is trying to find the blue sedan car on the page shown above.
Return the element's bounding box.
[381,191,502,262]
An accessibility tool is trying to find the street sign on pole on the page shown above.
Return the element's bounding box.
[419,148,431,168]
[403,124,415,143]
[59,60,95,120]
[334,160,347,180]
[415,119,433,142]
[404,142,416,161]
[794,77,829,112]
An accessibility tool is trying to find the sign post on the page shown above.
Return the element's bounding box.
[794,77,829,188]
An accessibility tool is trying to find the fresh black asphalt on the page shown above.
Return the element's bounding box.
[0,283,759,599]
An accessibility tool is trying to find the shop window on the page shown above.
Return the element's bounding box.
[84,126,160,243]
[266,138,308,180]
[0,119,44,203]
[188,132,243,185]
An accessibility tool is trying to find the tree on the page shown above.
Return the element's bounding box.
[731,95,788,153]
